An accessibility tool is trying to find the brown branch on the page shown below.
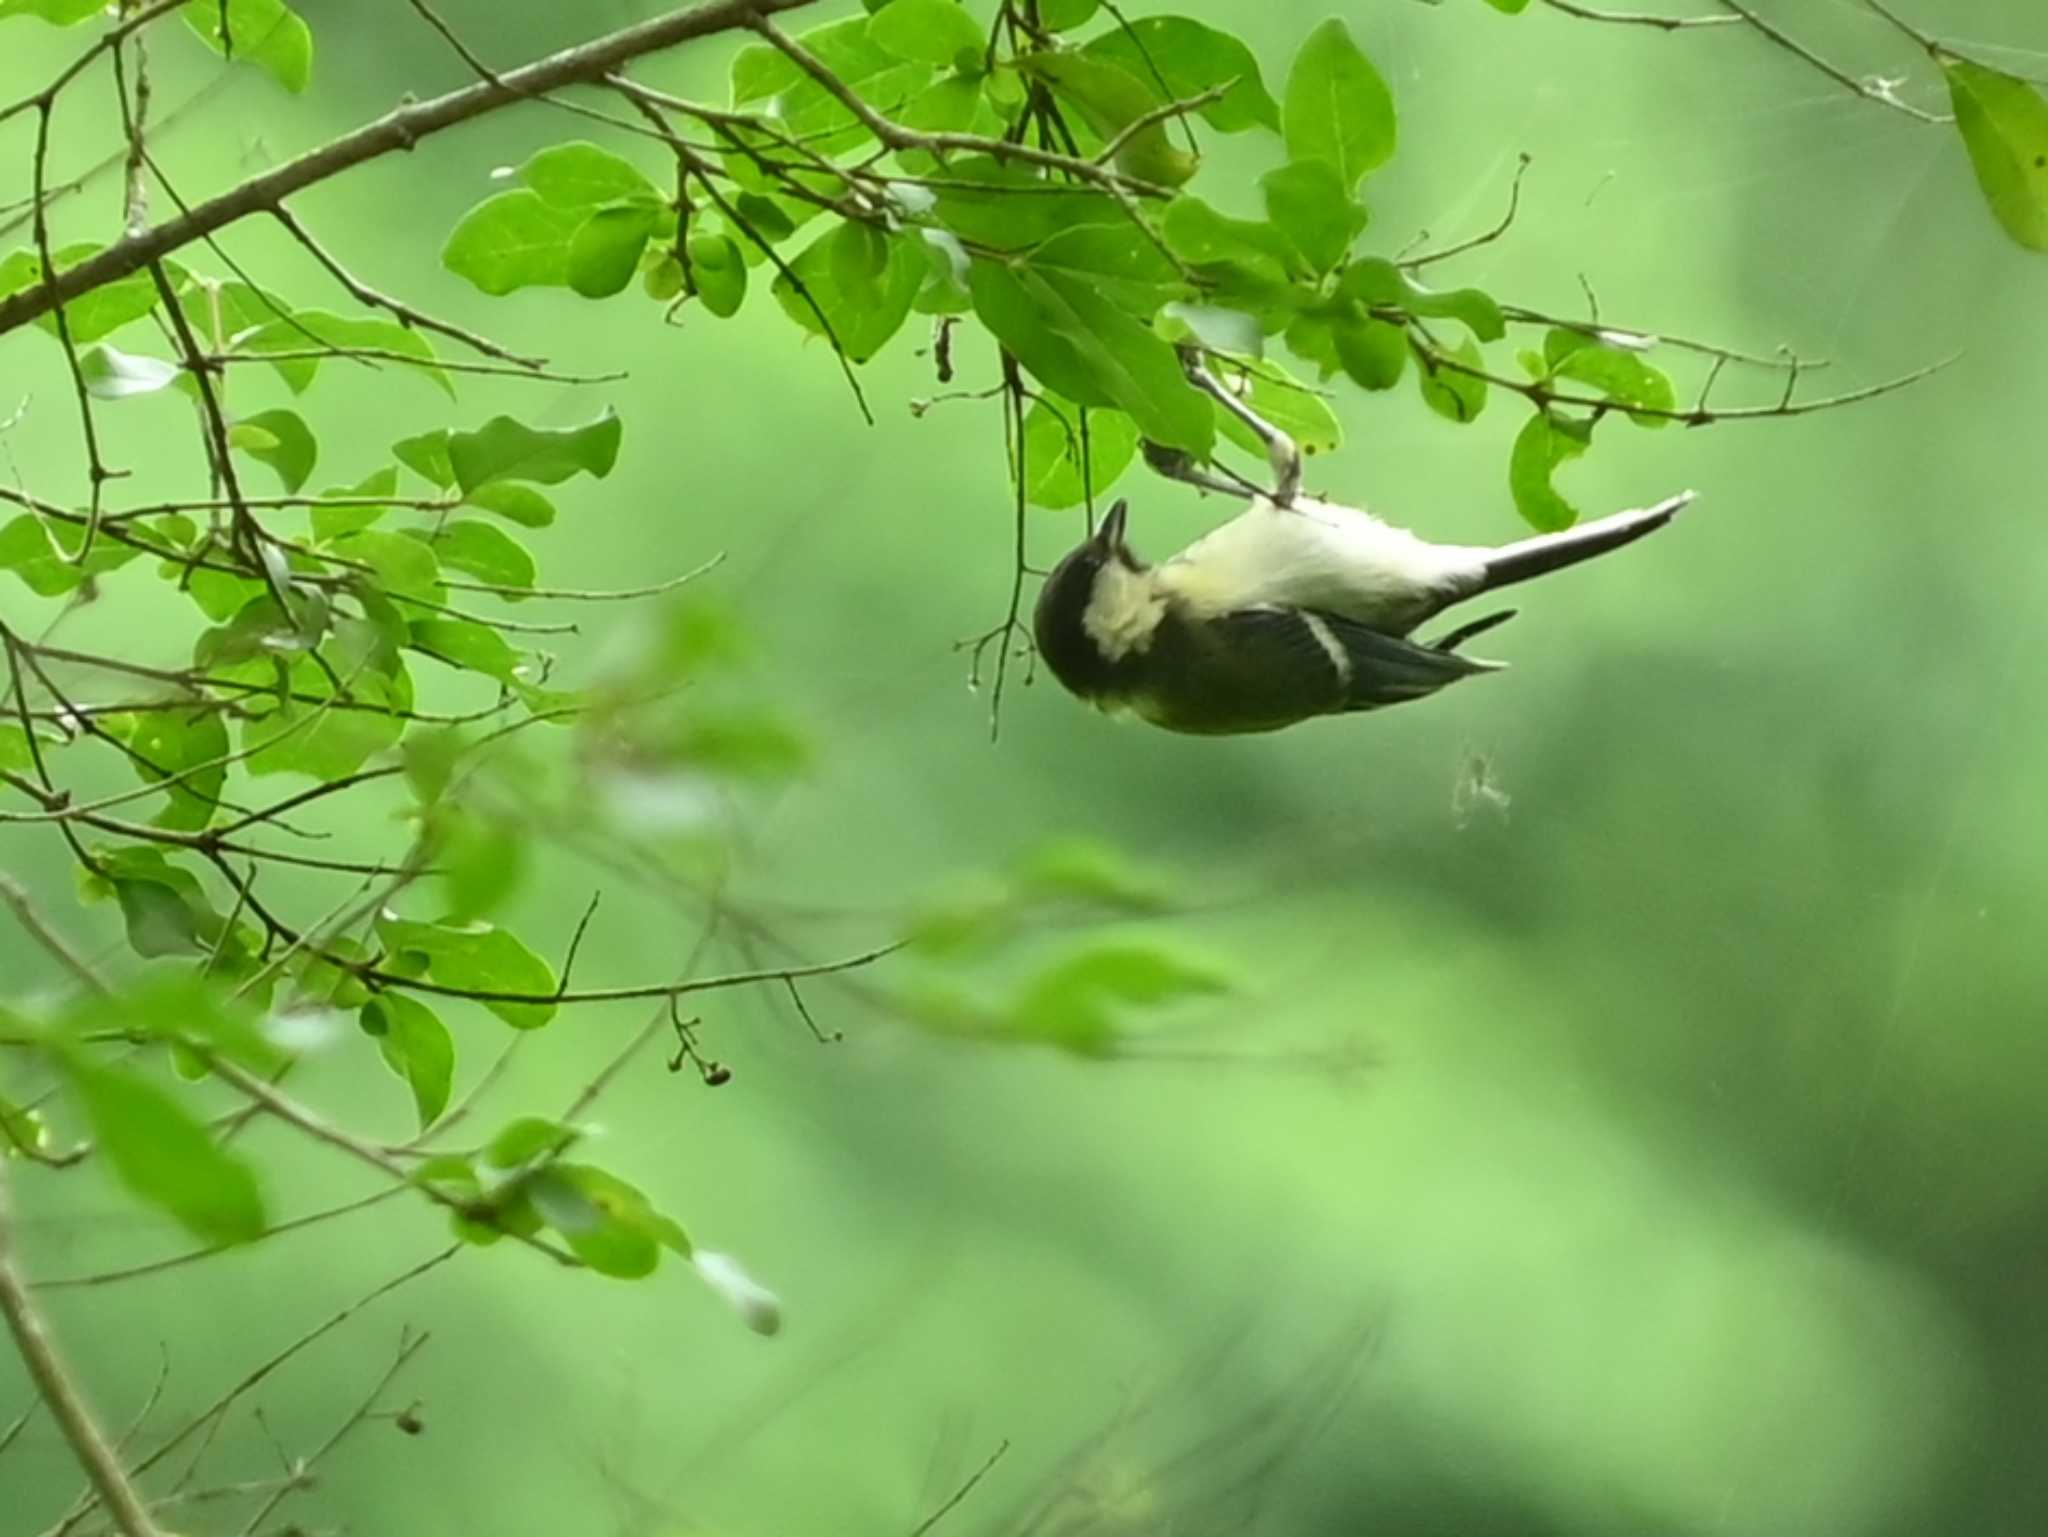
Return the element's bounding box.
[0,0,821,339]
[1536,0,1738,28]
[1711,0,1948,121]
[0,1167,168,1537]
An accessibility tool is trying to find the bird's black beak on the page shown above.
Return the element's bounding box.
[1093,498,1130,557]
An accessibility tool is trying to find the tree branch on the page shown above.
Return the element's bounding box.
[0,1166,168,1537]
[0,0,819,339]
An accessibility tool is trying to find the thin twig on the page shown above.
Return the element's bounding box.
[0,1167,168,1537]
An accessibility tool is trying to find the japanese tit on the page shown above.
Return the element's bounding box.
[1032,487,1693,736]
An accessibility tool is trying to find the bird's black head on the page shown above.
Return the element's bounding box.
[1032,499,1148,702]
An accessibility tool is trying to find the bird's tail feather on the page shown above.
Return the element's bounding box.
[1479,491,1694,593]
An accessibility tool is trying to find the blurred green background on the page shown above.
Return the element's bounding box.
[3,1,2046,1533]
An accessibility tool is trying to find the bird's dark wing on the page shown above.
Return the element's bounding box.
[1139,605,1499,734]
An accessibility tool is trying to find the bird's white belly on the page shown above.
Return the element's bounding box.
[1156,496,1482,632]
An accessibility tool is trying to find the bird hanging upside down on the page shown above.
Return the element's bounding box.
[1031,356,1694,736]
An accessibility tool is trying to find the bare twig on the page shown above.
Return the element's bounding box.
[0,1166,168,1537]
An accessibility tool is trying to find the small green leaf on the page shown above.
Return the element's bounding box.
[409,617,522,684]
[79,344,181,399]
[1339,258,1504,341]
[0,513,142,597]
[1261,160,1367,274]
[181,0,312,93]
[230,407,316,492]
[363,994,454,1130]
[567,205,662,299]
[1414,337,1489,423]
[930,157,1122,249]
[1282,18,1396,192]
[430,803,527,916]
[1017,398,1138,510]
[1158,302,1263,358]
[1021,224,1185,315]
[1013,837,1172,912]
[56,1049,266,1243]
[124,701,229,831]
[686,233,747,318]
[1,242,160,343]
[239,311,453,397]
[530,1163,684,1279]
[1084,16,1283,135]
[1037,0,1097,28]
[377,916,560,1029]
[0,0,116,23]
[1509,410,1594,532]
[1014,943,1228,1056]
[1942,56,2048,252]
[442,191,585,296]
[330,529,444,603]
[463,482,556,528]
[311,465,399,542]
[868,0,982,68]
[771,224,923,363]
[1018,50,1198,186]
[0,1094,50,1161]
[447,411,623,495]
[1212,359,1342,458]
[1542,330,1674,426]
[1481,0,1532,11]
[519,142,659,209]
[1331,311,1407,390]
[484,1115,577,1167]
[411,519,535,593]
[394,429,455,489]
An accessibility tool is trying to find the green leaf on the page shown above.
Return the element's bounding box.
[230,407,316,493]
[1021,224,1184,315]
[55,1049,265,1243]
[1157,302,1263,359]
[1084,16,1283,135]
[330,529,444,604]
[970,262,1214,453]
[1037,0,1098,28]
[182,0,312,94]
[96,849,225,958]
[363,994,454,1130]
[1017,398,1138,510]
[567,205,662,299]
[1018,51,1198,186]
[430,803,527,916]
[0,0,116,23]
[1282,18,1395,191]
[1261,160,1367,274]
[484,1115,576,1167]
[408,617,522,684]
[771,224,923,364]
[124,702,229,831]
[868,0,982,68]
[1414,336,1489,423]
[1159,195,1305,279]
[1338,257,1504,341]
[740,15,932,157]
[0,723,49,775]
[931,157,1122,248]
[1942,56,2048,252]
[0,242,160,343]
[1332,310,1407,390]
[410,519,535,594]
[376,916,560,1029]
[1211,359,1341,457]
[530,1163,685,1279]
[394,429,455,489]
[463,482,556,528]
[311,466,399,542]
[1012,943,1227,1056]
[729,191,798,245]
[686,233,747,318]
[1481,0,1532,11]
[441,191,585,296]
[59,972,279,1072]
[0,1094,50,1161]
[1542,330,1674,426]
[238,311,453,397]
[447,411,623,494]
[1013,837,1172,912]
[239,622,412,780]
[1509,410,1594,532]
[79,343,181,399]
[0,513,142,597]
[519,142,659,209]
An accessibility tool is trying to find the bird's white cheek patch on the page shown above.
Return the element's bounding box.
[1083,563,1166,661]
